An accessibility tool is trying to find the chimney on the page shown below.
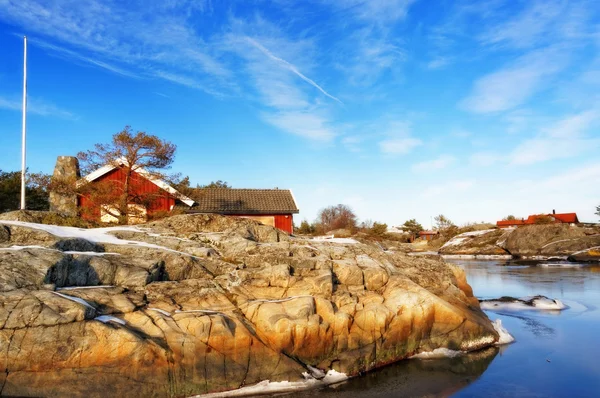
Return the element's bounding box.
[49,156,81,217]
[553,209,556,214]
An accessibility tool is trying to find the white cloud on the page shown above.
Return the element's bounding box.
[0,95,75,119]
[325,0,417,23]
[0,0,231,94]
[469,151,503,167]
[509,109,600,165]
[245,37,342,104]
[509,137,600,165]
[422,180,474,198]
[341,135,364,152]
[379,137,422,154]
[542,109,598,138]
[460,47,569,113]
[450,128,472,138]
[262,111,336,142]
[411,155,455,172]
[478,1,565,49]
[426,56,451,70]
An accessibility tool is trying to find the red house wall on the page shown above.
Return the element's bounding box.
[274,214,294,234]
[231,214,294,234]
[79,168,176,220]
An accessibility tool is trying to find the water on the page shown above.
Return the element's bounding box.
[284,259,600,397]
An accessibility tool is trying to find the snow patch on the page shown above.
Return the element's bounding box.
[311,235,359,244]
[409,347,463,359]
[148,308,172,317]
[95,315,126,325]
[0,245,53,251]
[440,229,496,249]
[0,220,201,258]
[480,296,567,311]
[51,291,96,310]
[63,251,121,256]
[538,263,586,268]
[440,254,512,260]
[57,285,114,291]
[248,295,314,304]
[192,370,348,398]
[492,319,515,345]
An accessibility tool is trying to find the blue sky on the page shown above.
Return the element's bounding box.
[1,0,599,227]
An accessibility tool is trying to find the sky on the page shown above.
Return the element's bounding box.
[0,0,599,228]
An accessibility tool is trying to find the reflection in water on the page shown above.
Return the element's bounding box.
[492,311,556,338]
[282,259,600,398]
[283,348,498,398]
[449,259,600,398]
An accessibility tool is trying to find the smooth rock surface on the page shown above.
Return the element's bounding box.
[0,214,500,397]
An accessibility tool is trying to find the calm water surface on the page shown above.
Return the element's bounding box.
[283,259,600,398]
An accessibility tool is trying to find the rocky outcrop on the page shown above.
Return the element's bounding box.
[439,225,600,261]
[0,213,500,397]
[439,229,510,256]
[568,247,600,262]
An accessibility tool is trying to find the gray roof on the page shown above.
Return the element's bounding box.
[187,189,299,215]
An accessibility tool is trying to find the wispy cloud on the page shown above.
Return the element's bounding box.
[379,137,422,154]
[377,120,422,154]
[262,110,336,142]
[459,47,569,113]
[422,179,474,198]
[325,0,418,23]
[509,109,600,165]
[245,37,342,104]
[469,151,502,167]
[0,0,231,94]
[411,155,455,172]
[0,95,75,119]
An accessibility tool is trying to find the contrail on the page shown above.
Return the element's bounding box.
[246,37,343,105]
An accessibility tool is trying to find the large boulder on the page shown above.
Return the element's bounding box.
[0,215,501,397]
[503,224,592,257]
[439,229,510,256]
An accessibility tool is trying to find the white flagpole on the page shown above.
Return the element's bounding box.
[20,36,27,210]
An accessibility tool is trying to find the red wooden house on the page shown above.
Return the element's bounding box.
[76,161,195,223]
[497,211,579,228]
[74,161,299,234]
[184,188,299,234]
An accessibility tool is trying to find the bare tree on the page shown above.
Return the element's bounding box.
[317,204,357,232]
[77,126,177,223]
[434,214,454,231]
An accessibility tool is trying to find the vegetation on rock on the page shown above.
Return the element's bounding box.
[0,169,50,212]
[76,126,177,224]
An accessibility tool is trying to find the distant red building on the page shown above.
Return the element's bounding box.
[497,211,579,228]
[418,230,439,241]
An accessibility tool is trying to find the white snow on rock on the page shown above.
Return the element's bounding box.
[148,308,172,317]
[95,315,126,325]
[0,220,199,257]
[537,263,586,268]
[409,347,463,359]
[440,229,496,249]
[311,235,359,244]
[192,370,347,398]
[492,319,515,345]
[480,296,567,311]
[58,285,114,291]
[51,291,96,310]
[0,245,51,251]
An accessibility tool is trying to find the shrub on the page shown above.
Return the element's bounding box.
[370,222,388,236]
